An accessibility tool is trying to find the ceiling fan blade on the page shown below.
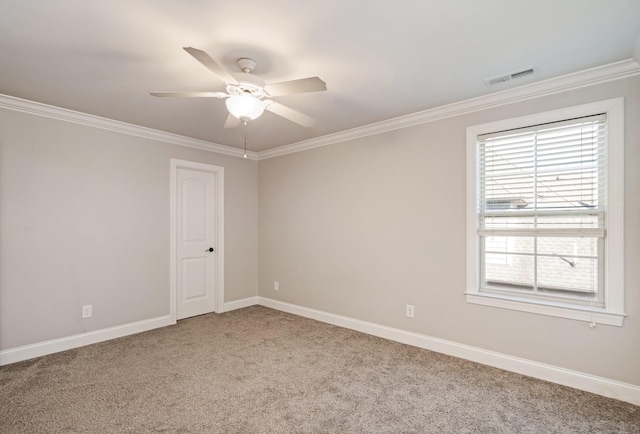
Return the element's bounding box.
[265,101,316,127]
[264,77,327,97]
[183,47,238,84]
[223,114,241,129]
[150,91,228,98]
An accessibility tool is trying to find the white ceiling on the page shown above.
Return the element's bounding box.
[1,0,639,152]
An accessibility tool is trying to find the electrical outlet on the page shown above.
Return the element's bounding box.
[82,304,92,318]
[274,281,279,291]
[406,304,414,318]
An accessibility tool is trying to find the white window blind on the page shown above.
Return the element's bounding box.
[477,114,606,304]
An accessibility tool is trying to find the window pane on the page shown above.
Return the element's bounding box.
[484,254,534,290]
[485,236,533,267]
[485,236,508,265]
[535,124,602,210]
[480,135,535,214]
[535,169,600,211]
[485,236,534,254]
[537,237,598,257]
[537,256,598,296]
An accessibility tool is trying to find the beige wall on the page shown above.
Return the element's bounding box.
[1,75,638,387]
[258,76,640,385]
[0,109,258,350]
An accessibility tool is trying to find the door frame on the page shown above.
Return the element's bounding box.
[169,158,224,322]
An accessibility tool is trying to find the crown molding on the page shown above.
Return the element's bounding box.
[2,58,638,162]
[0,94,259,160]
[257,59,640,160]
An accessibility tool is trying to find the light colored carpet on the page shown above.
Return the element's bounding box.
[1,306,638,433]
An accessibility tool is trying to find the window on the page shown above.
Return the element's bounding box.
[466,99,625,326]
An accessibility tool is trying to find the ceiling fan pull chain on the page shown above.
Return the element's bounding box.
[243,120,248,159]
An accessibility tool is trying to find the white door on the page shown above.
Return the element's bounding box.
[176,167,217,319]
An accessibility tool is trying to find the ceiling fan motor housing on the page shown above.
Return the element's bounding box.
[227,72,266,98]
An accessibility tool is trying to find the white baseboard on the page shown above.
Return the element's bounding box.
[0,295,260,366]
[0,315,174,366]
[258,296,640,406]
[3,297,638,406]
[222,296,259,313]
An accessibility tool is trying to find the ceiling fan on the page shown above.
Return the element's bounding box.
[151,47,327,128]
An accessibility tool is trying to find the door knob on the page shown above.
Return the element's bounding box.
[206,247,214,252]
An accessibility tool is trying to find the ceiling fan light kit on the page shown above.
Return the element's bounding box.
[225,94,265,121]
[151,47,327,129]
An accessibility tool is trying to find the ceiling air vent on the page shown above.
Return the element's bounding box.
[484,67,537,87]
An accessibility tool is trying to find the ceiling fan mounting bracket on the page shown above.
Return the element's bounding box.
[237,58,257,74]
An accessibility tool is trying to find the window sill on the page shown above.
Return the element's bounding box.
[465,292,626,326]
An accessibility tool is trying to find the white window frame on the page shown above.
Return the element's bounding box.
[466,98,625,326]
